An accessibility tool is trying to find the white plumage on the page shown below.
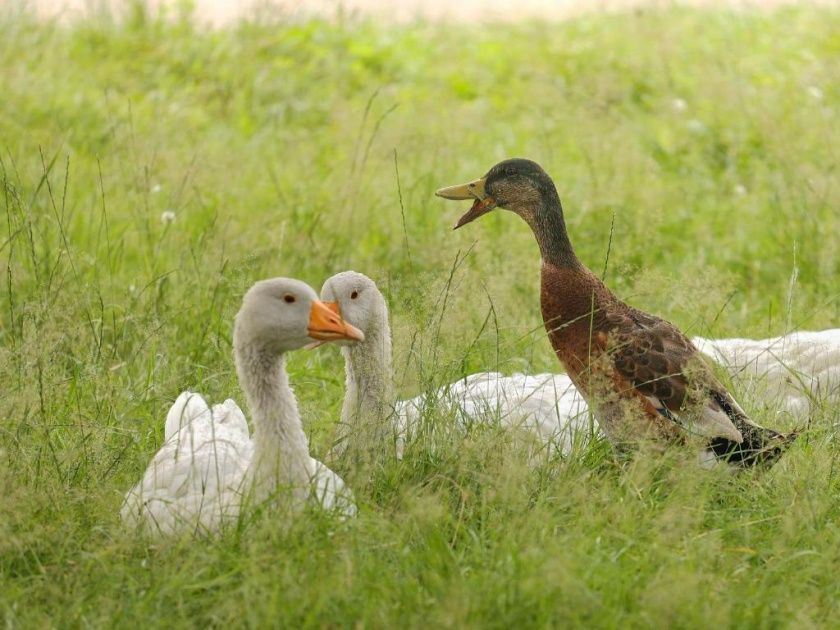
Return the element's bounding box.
[122,392,253,535]
[163,391,250,442]
[394,371,591,458]
[692,329,840,418]
[121,279,360,536]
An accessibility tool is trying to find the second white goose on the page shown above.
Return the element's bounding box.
[692,329,840,418]
[320,271,590,459]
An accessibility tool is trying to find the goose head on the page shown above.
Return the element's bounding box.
[234,278,364,354]
[319,271,387,343]
[436,158,558,229]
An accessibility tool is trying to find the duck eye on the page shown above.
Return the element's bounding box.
[350,290,359,300]
[283,294,296,304]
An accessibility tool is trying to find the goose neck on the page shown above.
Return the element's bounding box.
[342,323,394,418]
[234,345,313,501]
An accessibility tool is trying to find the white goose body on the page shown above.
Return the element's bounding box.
[692,329,840,418]
[121,279,361,536]
[322,272,838,460]
[321,272,593,459]
[394,371,590,458]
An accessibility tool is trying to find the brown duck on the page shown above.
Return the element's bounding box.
[437,158,796,466]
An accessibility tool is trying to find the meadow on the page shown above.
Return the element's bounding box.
[1,3,839,626]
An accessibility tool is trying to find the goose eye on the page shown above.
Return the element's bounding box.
[283,294,296,304]
[350,290,359,300]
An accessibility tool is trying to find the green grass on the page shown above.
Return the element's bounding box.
[2,3,840,626]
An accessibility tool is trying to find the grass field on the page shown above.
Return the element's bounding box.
[2,3,839,627]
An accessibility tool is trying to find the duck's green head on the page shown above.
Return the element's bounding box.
[436,158,557,229]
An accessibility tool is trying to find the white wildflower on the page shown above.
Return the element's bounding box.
[734,184,747,196]
[686,118,706,134]
[807,86,823,101]
[671,97,687,112]
[161,210,176,224]
[150,183,162,194]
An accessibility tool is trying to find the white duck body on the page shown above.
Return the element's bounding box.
[692,329,840,418]
[121,279,361,536]
[320,271,594,460]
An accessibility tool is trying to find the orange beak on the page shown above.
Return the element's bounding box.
[307,300,364,343]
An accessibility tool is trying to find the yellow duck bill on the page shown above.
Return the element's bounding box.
[435,177,497,229]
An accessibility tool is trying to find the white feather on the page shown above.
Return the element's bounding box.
[692,329,840,417]
[395,371,592,458]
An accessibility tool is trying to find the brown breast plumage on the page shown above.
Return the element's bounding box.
[540,261,684,442]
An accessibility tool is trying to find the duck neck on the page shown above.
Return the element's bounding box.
[234,344,313,504]
[518,187,580,269]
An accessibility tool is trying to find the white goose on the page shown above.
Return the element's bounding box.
[692,329,840,418]
[320,271,839,459]
[320,271,590,459]
[121,278,364,536]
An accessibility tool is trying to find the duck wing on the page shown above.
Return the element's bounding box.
[603,309,745,443]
